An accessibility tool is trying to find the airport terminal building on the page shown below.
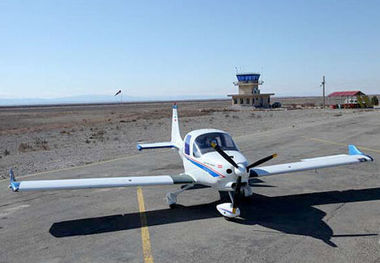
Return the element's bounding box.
[228,73,274,107]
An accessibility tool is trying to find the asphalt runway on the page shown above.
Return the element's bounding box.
[1,111,380,263]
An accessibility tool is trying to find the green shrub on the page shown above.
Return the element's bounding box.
[371,96,379,106]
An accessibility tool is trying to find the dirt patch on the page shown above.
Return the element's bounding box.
[18,138,50,152]
[1,100,374,178]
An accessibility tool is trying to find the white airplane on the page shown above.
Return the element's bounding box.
[9,104,374,218]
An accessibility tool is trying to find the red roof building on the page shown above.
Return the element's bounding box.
[328,91,364,97]
[327,90,366,108]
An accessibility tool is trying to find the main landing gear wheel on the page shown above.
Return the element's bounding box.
[166,192,177,208]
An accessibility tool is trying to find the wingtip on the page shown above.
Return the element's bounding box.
[9,169,15,182]
[348,145,363,155]
[9,169,19,192]
[136,144,143,151]
[348,145,374,162]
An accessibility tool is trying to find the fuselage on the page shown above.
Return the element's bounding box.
[177,129,248,190]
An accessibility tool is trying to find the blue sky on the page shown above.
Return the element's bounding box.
[0,0,379,99]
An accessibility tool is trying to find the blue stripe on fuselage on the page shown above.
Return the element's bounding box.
[185,156,221,178]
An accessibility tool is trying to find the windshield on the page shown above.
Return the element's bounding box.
[195,132,238,154]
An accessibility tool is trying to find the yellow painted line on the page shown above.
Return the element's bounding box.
[304,136,380,154]
[137,187,154,263]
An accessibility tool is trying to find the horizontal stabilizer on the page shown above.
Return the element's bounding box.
[136,104,183,151]
[137,142,178,151]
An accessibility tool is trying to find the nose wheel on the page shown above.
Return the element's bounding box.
[216,202,240,218]
[216,191,241,218]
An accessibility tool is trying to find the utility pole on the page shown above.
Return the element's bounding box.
[321,76,326,109]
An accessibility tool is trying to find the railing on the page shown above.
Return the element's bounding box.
[233,80,264,85]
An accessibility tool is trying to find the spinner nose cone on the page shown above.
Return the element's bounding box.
[234,163,247,176]
[222,151,248,176]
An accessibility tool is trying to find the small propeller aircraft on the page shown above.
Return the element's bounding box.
[9,104,374,218]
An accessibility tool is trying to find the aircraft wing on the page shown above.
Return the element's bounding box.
[250,145,374,177]
[8,171,195,192]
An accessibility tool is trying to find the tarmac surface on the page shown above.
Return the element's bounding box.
[1,110,380,263]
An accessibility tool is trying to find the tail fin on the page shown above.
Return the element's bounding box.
[136,104,183,151]
[171,103,182,148]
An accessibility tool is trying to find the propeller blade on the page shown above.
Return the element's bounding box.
[210,141,243,214]
[210,142,239,168]
[246,153,277,172]
[232,175,242,213]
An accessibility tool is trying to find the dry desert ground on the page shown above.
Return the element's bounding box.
[1,99,380,263]
[0,99,376,178]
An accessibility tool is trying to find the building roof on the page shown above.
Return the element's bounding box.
[236,73,260,82]
[328,91,364,97]
[227,93,275,97]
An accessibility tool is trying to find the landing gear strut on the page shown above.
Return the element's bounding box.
[216,185,252,218]
[216,191,241,218]
[166,184,194,208]
[242,185,252,197]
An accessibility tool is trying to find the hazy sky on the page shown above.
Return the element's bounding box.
[1,0,379,99]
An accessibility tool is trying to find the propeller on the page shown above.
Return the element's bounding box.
[246,153,277,172]
[210,141,238,168]
[232,175,242,213]
[210,141,277,214]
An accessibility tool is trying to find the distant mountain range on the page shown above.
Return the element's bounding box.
[0,95,227,106]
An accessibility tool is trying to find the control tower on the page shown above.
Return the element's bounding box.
[228,73,274,107]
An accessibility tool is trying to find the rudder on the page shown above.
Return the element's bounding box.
[171,104,182,148]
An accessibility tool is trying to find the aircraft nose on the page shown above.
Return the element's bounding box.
[225,166,234,176]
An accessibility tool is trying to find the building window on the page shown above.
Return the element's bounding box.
[240,98,243,104]
[246,98,250,104]
[233,99,237,104]
[268,97,270,104]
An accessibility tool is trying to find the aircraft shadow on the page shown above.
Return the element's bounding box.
[49,187,380,247]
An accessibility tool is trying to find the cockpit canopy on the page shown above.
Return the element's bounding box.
[194,132,238,155]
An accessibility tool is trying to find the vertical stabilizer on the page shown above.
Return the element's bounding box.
[136,104,183,151]
[171,104,182,148]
